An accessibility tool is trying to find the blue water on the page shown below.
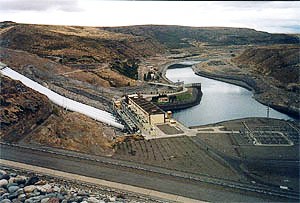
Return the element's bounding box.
[166,67,293,127]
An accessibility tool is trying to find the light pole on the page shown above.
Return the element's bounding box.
[267,102,270,118]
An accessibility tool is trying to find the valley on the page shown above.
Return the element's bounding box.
[0,21,299,202]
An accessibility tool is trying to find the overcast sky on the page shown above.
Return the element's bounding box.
[0,0,299,33]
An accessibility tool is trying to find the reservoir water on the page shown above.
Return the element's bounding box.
[166,65,293,127]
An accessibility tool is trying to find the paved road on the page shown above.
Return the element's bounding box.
[0,144,294,202]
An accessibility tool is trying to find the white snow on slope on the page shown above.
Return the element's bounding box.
[1,67,124,129]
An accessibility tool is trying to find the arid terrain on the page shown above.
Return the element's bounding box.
[0,75,116,156]
[1,22,299,200]
[1,75,52,142]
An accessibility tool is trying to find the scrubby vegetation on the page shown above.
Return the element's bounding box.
[104,25,299,48]
[233,45,300,84]
[110,58,139,80]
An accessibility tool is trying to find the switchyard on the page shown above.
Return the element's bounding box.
[241,120,299,146]
[242,121,294,146]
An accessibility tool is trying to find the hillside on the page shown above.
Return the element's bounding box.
[0,47,137,89]
[232,45,300,85]
[0,75,52,142]
[103,25,299,49]
[1,23,298,66]
[194,44,300,117]
[0,75,116,155]
[0,22,165,66]
[1,22,299,117]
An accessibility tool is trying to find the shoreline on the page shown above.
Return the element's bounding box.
[192,69,299,119]
[194,70,253,92]
[163,61,299,119]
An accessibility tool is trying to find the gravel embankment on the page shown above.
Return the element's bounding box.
[0,168,163,203]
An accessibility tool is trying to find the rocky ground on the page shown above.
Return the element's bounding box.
[0,75,52,142]
[0,168,162,203]
[22,110,116,156]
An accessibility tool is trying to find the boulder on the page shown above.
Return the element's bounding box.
[6,183,17,189]
[0,199,11,203]
[40,197,49,203]
[24,196,43,203]
[77,190,89,196]
[0,180,8,188]
[87,197,100,203]
[34,180,47,185]
[8,174,16,178]
[0,193,9,201]
[52,186,60,193]
[46,197,60,203]
[24,199,33,203]
[0,171,7,176]
[7,191,18,200]
[0,175,10,181]
[25,176,39,186]
[56,193,64,200]
[32,190,40,197]
[14,189,23,196]
[17,194,26,202]
[0,188,7,196]
[23,185,36,193]
[14,176,26,185]
[43,193,56,199]
[7,179,15,185]
[7,186,19,194]
[37,184,52,193]
[0,193,10,201]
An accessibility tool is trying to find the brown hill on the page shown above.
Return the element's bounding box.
[103,25,299,49]
[232,45,300,85]
[0,74,116,155]
[0,22,165,65]
[25,111,115,156]
[0,48,136,88]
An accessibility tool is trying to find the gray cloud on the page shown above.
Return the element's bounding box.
[0,0,82,12]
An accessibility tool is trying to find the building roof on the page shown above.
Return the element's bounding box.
[130,96,165,115]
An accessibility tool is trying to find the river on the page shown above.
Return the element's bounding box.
[166,64,293,127]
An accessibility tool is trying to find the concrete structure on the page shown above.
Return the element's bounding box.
[1,66,124,129]
[128,95,166,125]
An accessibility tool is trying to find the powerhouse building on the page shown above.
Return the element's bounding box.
[128,95,166,125]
